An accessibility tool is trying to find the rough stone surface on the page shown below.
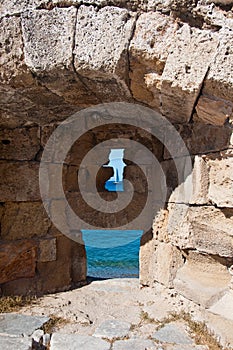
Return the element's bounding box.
[167,204,233,257]
[50,333,111,350]
[201,30,233,105]
[112,338,156,350]
[1,202,50,240]
[13,278,233,348]
[21,7,97,107]
[0,314,49,336]
[38,238,57,262]
[0,240,37,284]
[0,161,40,201]
[0,16,25,84]
[152,322,193,344]
[0,127,40,161]
[22,8,76,72]
[74,5,136,100]
[196,95,233,125]
[174,251,231,308]
[93,319,131,340]
[208,290,233,321]
[129,11,177,110]
[0,335,31,350]
[152,242,184,288]
[36,234,73,293]
[74,6,135,80]
[208,154,233,208]
[161,25,219,123]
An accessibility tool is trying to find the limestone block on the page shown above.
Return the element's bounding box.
[1,202,51,240]
[147,0,173,12]
[163,122,232,159]
[190,156,209,204]
[152,242,184,288]
[50,199,70,237]
[174,251,231,308]
[152,322,193,345]
[0,335,32,350]
[74,5,136,95]
[208,154,233,208]
[0,127,40,160]
[66,190,150,230]
[36,235,72,293]
[189,123,232,155]
[22,7,76,72]
[196,95,233,126]
[168,204,233,257]
[0,313,49,337]
[209,290,233,322]
[139,230,155,286]
[0,17,25,84]
[38,238,57,262]
[129,12,177,110]
[0,0,43,17]
[153,209,169,243]
[93,319,131,340]
[160,156,193,203]
[0,161,40,201]
[165,153,233,207]
[0,240,37,284]
[50,333,111,350]
[22,7,97,106]
[0,84,78,128]
[161,25,219,123]
[70,239,87,283]
[112,338,155,350]
[201,30,233,103]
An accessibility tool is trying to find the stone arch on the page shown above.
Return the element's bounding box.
[0,0,232,306]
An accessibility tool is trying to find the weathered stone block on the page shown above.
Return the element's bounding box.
[70,239,86,283]
[22,7,97,106]
[174,251,231,308]
[93,319,131,340]
[152,322,193,345]
[74,5,136,96]
[0,127,40,160]
[208,154,233,208]
[129,12,177,110]
[163,122,232,159]
[161,25,219,123]
[201,30,233,106]
[0,240,37,284]
[168,204,233,257]
[139,230,155,286]
[0,335,31,350]
[153,242,184,288]
[1,202,50,240]
[0,313,49,336]
[36,235,72,293]
[38,238,56,262]
[0,0,43,17]
[0,161,40,201]
[22,7,76,72]
[0,16,24,84]
[50,333,111,350]
[164,152,233,207]
[196,95,233,126]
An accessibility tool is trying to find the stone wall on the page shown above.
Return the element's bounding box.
[0,0,232,300]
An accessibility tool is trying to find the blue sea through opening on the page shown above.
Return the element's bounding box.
[82,230,143,279]
[103,148,126,192]
[82,149,143,279]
